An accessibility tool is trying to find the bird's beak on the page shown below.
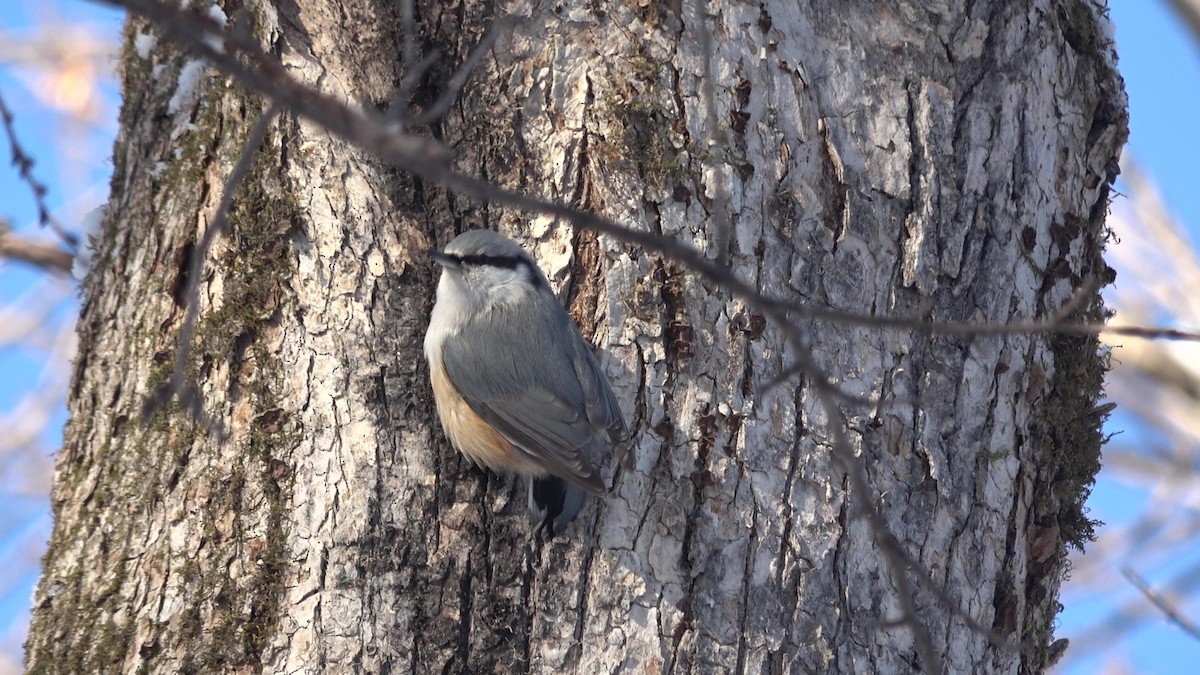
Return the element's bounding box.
[427,249,459,269]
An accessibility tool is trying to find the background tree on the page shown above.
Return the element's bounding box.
[9,0,1128,672]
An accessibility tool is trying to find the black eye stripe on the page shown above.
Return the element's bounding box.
[443,252,546,290]
[448,253,525,269]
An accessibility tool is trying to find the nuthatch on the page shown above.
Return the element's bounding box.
[423,230,627,535]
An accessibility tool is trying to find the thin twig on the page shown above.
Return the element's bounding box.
[1165,0,1200,52]
[98,0,1186,347]
[102,3,1130,666]
[385,0,439,124]
[0,90,78,249]
[693,0,733,267]
[412,20,501,126]
[794,342,942,672]
[1067,559,1200,658]
[386,50,441,123]
[1122,566,1200,642]
[141,102,282,436]
[101,0,448,165]
[399,0,419,88]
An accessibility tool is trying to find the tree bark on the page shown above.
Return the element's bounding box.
[25,1,1125,673]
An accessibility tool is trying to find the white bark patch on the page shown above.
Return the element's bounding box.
[167,59,207,116]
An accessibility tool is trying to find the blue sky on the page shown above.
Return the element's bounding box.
[0,0,121,665]
[1112,2,1200,229]
[1,1,1199,671]
[1054,2,1200,673]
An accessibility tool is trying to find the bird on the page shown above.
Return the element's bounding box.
[423,229,627,535]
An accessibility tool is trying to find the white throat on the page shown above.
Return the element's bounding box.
[424,263,540,362]
[424,272,470,362]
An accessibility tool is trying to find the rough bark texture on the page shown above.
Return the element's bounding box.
[26,0,1125,673]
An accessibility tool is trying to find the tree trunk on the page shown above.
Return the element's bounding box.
[25,1,1125,673]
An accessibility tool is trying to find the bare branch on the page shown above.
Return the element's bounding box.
[794,344,941,673]
[100,0,1191,351]
[99,2,1123,664]
[0,91,78,249]
[100,0,447,165]
[412,20,501,126]
[1118,564,1200,638]
[385,50,441,123]
[399,0,419,85]
[786,331,1016,667]
[141,101,282,437]
[1165,0,1200,50]
[1123,566,1200,642]
[692,0,733,267]
[0,222,73,274]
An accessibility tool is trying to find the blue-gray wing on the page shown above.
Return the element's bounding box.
[441,297,625,494]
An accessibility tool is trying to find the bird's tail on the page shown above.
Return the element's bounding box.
[528,476,587,536]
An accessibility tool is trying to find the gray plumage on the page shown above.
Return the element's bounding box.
[424,229,626,533]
